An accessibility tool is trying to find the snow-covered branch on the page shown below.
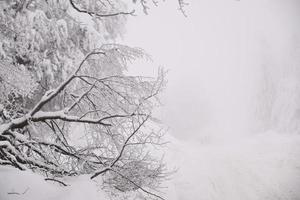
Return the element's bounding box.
[69,0,136,18]
[0,1,170,198]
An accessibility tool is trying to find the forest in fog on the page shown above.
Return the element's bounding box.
[1,0,300,200]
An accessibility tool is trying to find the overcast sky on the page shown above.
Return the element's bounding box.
[123,0,300,140]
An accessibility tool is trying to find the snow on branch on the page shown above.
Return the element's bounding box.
[69,0,135,18]
[0,46,168,199]
[0,1,171,199]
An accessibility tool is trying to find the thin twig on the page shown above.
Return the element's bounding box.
[7,187,29,195]
[45,178,68,186]
[69,0,135,18]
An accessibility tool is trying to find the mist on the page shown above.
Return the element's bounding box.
[124,0,300,140]
[1,1,300,199]
[122,2,300,198]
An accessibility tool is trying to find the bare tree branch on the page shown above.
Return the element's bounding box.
[45,178,68,186]
[69,0,135,18]
[111,168,165,200]
[29,51,105,117]
[90,115,150,179]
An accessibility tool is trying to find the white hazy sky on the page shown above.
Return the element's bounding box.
[123,0,300,140]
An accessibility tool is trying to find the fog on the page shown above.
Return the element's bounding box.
[124,0,300,140]
[1,1,299,199]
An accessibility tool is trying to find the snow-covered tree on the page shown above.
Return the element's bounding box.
[0,0,185,199]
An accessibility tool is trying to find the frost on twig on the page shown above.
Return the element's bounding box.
[0,1,170,199]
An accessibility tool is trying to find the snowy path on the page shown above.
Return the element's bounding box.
[1,132,300,200]
[165,132,300,200]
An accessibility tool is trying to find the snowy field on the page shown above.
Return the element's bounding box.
[1,131,300,200]
[165,132,300,200]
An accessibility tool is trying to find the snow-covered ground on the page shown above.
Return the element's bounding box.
[165,131,300,200]
[0,166,108,200]
[1,131,300,200]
